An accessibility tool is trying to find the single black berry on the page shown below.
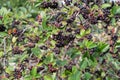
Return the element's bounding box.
[0,24,6,32]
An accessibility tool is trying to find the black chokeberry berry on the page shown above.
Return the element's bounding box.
[13,69,22,79]
[53,47,60,54]
[12,46,23,54]
[66,27,73,32]
[112,35,118,41]
[0,24,6,32]
[74,29,80,34]
[40,45,48,50]
[86,34,92,40]
[37,67,44,73]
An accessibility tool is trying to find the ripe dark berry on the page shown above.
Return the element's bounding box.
[66,27,73,32]
[80,7,90,19]
[74,2,78,6]
[74,29,80,34]
[48,63,52,68]
[12,46,23,54]
[53,32,75,47]
[40,45,48,50]
[64,65,72,71]
[12,29,22,36]
[50,1,58,8]
[64,0,72,6]
[0,24,6,32]
[41,1,58,9]
[18,63,26,71]
[66,18,74,24]
[86,34,92,40]
[54,22,62,28]
[68,34,75,40]
[97,15,104,20]
[37,67,44,73]
[13,69,22,79]
[41,1,50,8]
[89,47,97,54]
[89,16,98,24]
[66,12,76,24]
[12,20,20,27]
[56,41,65,47]
[112,35,118,41]
[53,47,60,54]
[94,70,101,77]
[80,7,90,14]
[83,24,90,30]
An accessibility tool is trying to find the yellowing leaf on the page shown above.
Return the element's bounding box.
[12,37,17,43]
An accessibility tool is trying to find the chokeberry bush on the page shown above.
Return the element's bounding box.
[0,0,120,80]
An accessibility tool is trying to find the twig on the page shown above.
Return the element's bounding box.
[19,27,27,37]
[3,37,7,76]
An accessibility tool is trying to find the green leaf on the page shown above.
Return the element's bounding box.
[115,6,120,14]
[66,48,78,58]
[68,70,81,80]
[112,6,120,15]
[72,66,77,73]
[92,5,99,10]
[111,18,116,26]
[98,42,109,53]
[20,54,28,62]
[44,75,53,80]
[5,66,14,74]
[0,32,8,37]
[80,29,86,37]
[19,7,27,13]
[30,67,37,77]
[35,74,41,78]
[80,58,88,69]
[56,60,68,66]
[85,41,97,49]
[116,40,120,48]
[42,17,47,29]
[0,51,3,58]
[31,47,41,57]
[0,7,10,16]
[84,72,92,80]
[83,52,90,58]
[44,53,54,63]
[101,3,111,9]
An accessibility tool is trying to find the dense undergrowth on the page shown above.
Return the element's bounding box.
[0,0,120,80]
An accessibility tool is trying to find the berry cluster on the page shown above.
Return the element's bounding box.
[97,9,111,23]
[13,69,22,79]
[80,6,90,19]
[40,45,48,50]
[12,46,23,54]
[48,64,57,73]
[27,35,40,43]
[41,1,58,9]
[64,0,72,6]
[12,20,20,27]
[66,11,78,24]
[52,32,75,47]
